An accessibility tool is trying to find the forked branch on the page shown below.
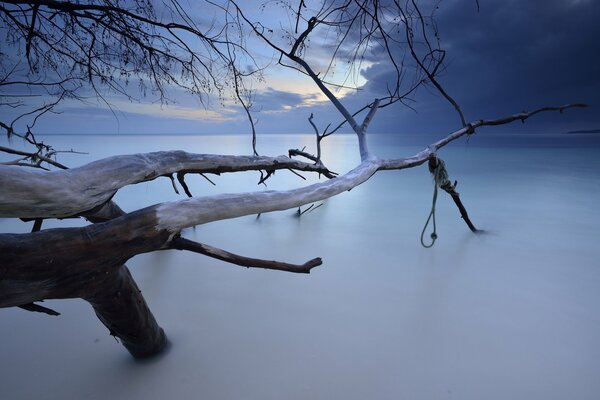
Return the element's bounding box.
[0,151,336,218]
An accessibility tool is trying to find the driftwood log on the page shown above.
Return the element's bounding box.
[0,103,585,357]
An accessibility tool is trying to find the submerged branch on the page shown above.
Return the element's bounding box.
[428,156,478,234]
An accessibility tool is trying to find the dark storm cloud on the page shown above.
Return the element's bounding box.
[354,0,600,134]
[7,0,597,135]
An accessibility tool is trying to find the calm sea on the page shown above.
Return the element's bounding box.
[1,133,600,399]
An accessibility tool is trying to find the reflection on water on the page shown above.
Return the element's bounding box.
[1,133,599,399]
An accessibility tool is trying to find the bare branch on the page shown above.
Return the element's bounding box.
[170,236,321,274]
[18,301,60,316]
[378,103,588,170]
[0,151,336,218]
[399,3,467,127]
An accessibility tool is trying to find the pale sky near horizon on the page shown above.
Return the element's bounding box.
[3,0,600,136]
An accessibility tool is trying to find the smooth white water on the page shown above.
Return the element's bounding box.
[1,133,599,399]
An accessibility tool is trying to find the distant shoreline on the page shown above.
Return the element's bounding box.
[30,131,600,138]
[565,129,600,134]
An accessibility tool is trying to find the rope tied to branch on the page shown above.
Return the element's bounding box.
[420,156,451,248]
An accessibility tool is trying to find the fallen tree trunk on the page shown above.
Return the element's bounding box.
[0,203,323,357]
[0,103,585,357]
[0,208,172,357]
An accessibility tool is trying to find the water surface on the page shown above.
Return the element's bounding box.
[1,133,599,399]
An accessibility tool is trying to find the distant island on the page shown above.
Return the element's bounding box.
[565,129,600,134]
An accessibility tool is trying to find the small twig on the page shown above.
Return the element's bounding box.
[0,144,68,169]
[287,168,306,181]
[308,113,323,162]
[199,173,216,186]
[306,202,323,214]
[296,202,323,217]
[294,0,305,34]
[176,172,193,197]
[258,170,275,186]
[18,301,60,316]
[167,174,180,195]
[288,148,318,163]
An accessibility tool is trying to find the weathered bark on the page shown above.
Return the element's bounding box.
[0,103,586,358]
[85,265,167,358]
[84,204,167,357]
[1,105,584,224]
[0,208,171,357]
[0,209,162,303]
[0,151,334,219]
[0,204,321,356]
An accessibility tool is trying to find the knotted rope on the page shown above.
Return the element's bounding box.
[420,156,451,248]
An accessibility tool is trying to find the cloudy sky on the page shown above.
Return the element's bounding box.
[14,0,600,136]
